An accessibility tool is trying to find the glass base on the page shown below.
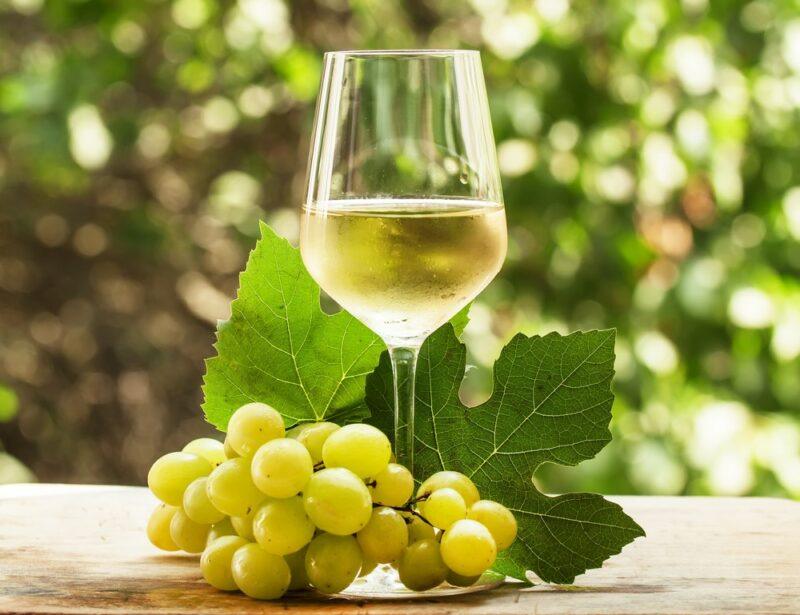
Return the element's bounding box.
[334,564,505,600]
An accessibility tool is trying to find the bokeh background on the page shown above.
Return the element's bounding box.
[1,0,799,498]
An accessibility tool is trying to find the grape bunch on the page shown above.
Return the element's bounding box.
[146,402,517,599]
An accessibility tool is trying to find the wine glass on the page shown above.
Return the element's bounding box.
[300,50,506,476]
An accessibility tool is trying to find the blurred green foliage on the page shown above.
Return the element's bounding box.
[0,0,798,496]
[0,384,19,423]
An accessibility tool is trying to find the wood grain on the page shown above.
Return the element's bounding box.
[0,484,798,614]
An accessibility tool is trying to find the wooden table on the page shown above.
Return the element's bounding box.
[0,485,798,614]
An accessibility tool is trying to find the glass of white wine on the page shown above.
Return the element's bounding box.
[301,50,506,476]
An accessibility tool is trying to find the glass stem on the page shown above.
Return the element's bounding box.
[388,345,420,473]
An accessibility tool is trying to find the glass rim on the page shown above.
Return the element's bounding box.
[324,49,480,59]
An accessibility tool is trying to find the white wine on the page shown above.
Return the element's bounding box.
[300,199,506,346]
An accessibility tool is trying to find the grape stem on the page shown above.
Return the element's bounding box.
[408,493,431,506]
[406,508,433,526]
[372,493,434,527]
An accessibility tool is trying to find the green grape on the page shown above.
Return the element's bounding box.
[467,499,517,550]
[148,452,212,506]
[417,471,480,507]
[253,496,315,555]
[207,517,236,545]
[446,569,481,587]
[302,468,372,535]
[231,517,253,540]
[183,477,225,524]
[286,423,312,439]
[397,539,448,591]
[231,543,291,600]
[284,546,310,590]
[420,487,466,530]
[251,438,313,498]
[231,502,261,541]
[440,519,496,577]
[169,508,210,553]
[226,402,285,457]
[405,514,437,543]
[356,507,408,563]
[358,557,378,578]
[223,436,238,459]
[369,463,413,506]
[321,423,390,479]
[182,438,226,467]
[146,503,179,551]
[200,535,248,590]
[206,457,264,517]
[296,421,339,464]
[304,533,362,594]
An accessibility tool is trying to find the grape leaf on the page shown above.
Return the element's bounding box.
[202,223,471,430]
[365,325,645,584]
[448,303,471,340]
[202,222,386,430]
